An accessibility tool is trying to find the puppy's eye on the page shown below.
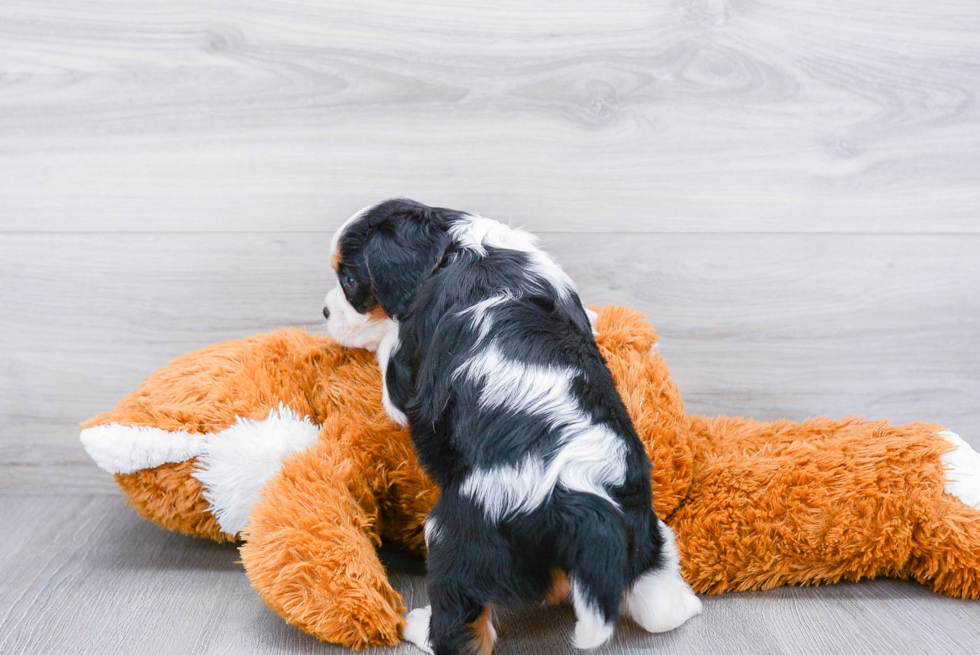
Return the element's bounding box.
[343,274,356,288]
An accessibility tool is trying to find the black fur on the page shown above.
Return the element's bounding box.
[335,199,668,654]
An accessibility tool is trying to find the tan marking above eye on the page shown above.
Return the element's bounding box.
[330,248,341,272]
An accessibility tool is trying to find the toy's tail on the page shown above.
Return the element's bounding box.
[673,417,980,598]
[80,404,321,539]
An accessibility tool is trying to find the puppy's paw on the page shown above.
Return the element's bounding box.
[402,605,434,653]
[623,569,703,634]
[570,580,615,649]
[572,616,614,650]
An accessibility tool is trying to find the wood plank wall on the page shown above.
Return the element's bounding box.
[1,0,978,492]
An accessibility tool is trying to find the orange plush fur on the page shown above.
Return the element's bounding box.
[81,306,980,649]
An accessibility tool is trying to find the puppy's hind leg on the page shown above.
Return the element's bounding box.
[408,500,499,655]
[402,579,495,655]
[425,577,496,655]
[568,577,617,650]
[559,497,629,650]
[623,519,702,634]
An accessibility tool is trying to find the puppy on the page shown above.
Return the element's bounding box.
[323,199,701,654]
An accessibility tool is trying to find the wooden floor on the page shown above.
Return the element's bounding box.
[2,1,979,653]
[3,494,980,655]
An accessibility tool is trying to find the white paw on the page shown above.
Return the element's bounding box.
[623,568,703,634]
[570,579,615,649]
[940,431,980,509]
[573,618,614,650]
[402,606,433,654]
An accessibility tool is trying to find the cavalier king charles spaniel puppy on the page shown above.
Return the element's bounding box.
[323,198,701,654]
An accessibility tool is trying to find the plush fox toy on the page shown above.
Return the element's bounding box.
[80,306,980,649]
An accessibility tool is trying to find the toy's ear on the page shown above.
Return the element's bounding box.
[364,217,449,320]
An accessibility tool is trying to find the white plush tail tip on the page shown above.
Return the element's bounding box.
[940,431,980,509]
[79,423,205,474]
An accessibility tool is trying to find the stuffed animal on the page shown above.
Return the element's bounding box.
[79,306,980,649]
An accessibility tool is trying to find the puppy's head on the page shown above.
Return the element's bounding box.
[322,198,452,349]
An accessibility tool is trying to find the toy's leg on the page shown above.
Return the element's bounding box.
[905,495,980,598]
[671,417,980,596]
[905,431,980,598]
[370,421,440,558]
[239,436,405,648]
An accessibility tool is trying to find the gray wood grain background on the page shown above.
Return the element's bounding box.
[1,1,978,653]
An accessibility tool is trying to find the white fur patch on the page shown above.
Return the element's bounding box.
[79,423,206,475]
[329,201,379,253]
[526,250,576,301]
[940,430,980,509]
[322,285,392,351]
[454,344,577,418]
[191,404,321,535]
[377,320,409,427]
[457,343,627,522]
[402,605,434,654]
[448,214,537,257]
[423,516,442,548]
[623,521,702,634]
[456,293,514,346]
[461,426,626,523]
[570,578,615,649]
[449,214,576,300]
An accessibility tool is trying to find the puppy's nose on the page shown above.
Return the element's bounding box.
[322,306,330,320]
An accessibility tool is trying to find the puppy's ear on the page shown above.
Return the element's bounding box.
[364,218,448,319]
